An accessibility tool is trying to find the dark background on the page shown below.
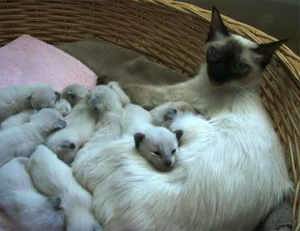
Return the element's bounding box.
[181,0,300,55]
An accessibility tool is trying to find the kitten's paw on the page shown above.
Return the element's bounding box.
[170,101,195,113]
[163,108,178,122]
[151,101,195,127]
[107,81,131,105]
[107,81,119,88]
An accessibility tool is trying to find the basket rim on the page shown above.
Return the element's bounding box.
[132,0,300,82]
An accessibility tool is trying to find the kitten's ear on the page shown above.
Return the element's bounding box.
[207,6,230,42]
[253,39,287,68]
[55,91,61,101]
[48,196,62,210]
[134,133,145,149]
[174,130,183,143]
[27,94,32,102]
[67,90,75,97]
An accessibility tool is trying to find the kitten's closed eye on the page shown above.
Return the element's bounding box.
[153,151,162,157]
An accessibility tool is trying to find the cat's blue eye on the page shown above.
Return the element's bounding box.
[171,149,176,154]
[207,47,221,62]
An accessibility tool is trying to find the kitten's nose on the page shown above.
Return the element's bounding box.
[164,159,172,167]
[88,97,99,111]
[90,97,97,106]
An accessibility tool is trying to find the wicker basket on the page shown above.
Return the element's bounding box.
[0,0,299,229]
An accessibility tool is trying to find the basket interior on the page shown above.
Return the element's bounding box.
[0,0,299,228]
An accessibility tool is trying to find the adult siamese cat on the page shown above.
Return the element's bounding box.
[119,6,293,231]
[123,8,287,117]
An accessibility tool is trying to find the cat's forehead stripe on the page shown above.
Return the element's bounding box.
[223,40,242,56]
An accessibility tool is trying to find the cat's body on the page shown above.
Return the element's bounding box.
[93,95,291,230]
[93,66,292,230]
[94,7,292,231]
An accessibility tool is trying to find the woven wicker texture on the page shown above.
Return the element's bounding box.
[0,0,299,229]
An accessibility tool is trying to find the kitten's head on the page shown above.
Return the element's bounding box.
[62,84,89,107]
[205,6,287,88]
[134,127,183,172]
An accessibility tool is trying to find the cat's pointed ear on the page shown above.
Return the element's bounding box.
[207,6,230,42]
[253,39,287,68]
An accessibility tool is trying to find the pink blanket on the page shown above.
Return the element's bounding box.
[0,35,97,91]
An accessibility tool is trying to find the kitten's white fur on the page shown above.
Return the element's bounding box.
[46,97,98,164]
[122,103,179,171]
[0,157,65,231]
[28,145,101,231]
[72,85,126,192]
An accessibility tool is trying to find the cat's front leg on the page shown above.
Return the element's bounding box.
[122,75,208,113]
[122,84,171,110]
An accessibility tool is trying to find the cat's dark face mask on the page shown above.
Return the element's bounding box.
[206,41,251,85]
[205,6,287,86]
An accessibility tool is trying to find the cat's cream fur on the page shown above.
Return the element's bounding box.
[91,97,291,230]
[91,8,291,231]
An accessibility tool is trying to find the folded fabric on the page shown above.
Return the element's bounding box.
[0,35,97,91]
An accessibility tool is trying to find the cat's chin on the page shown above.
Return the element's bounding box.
[208,77,247,91]
[208,78,225,87]
[207,75,228,88]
